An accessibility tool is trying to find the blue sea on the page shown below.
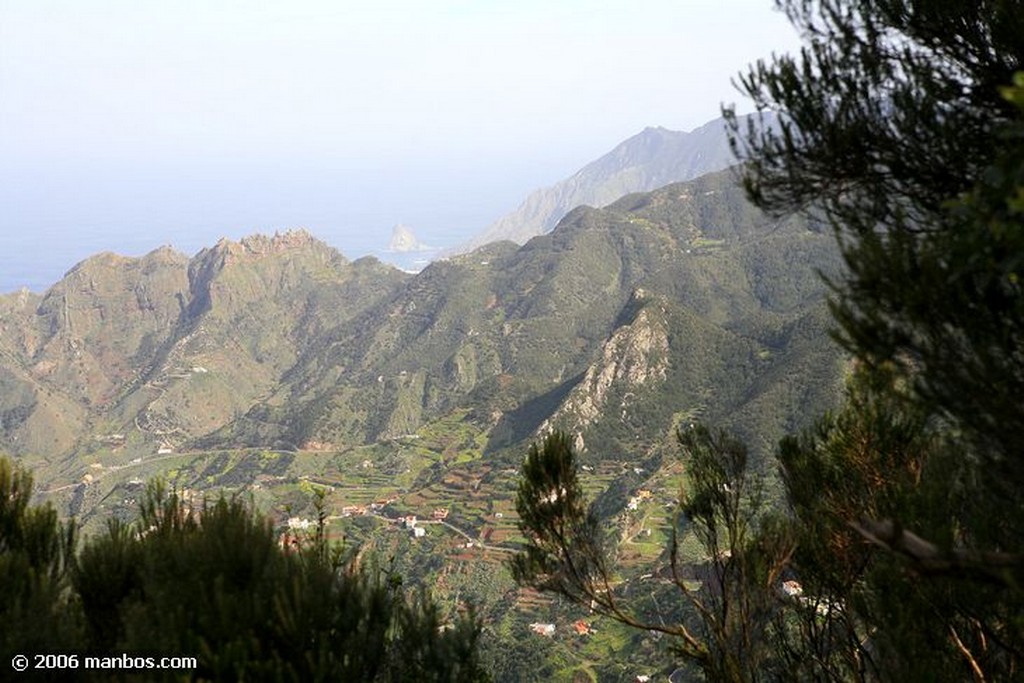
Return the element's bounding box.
[0,160,538,294]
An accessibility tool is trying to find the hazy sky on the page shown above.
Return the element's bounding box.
[0,0,800,292]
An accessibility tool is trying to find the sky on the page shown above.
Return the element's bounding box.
[0,0,801,292]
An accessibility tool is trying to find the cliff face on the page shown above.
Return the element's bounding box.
[538,290,670,452]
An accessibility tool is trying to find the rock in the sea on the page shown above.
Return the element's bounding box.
[387,224,429,252]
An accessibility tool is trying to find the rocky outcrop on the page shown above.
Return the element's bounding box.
[539,291,670,451]
[387,224,430,252]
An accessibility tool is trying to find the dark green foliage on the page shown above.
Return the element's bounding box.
[728,0,1024,507]
[512,430,793,683]
[673,426,793,683]
[724,2,1024,679]
[73,482,488,682]
[771,371,1024,681]
[0,457,80,660]
[477,628,563,682]
[511,432,607,603]
[516,7,1024,676]
[823,107,1024,545]
[728,0,1024,229]
[74,519,143,652]
[0,456,487,682]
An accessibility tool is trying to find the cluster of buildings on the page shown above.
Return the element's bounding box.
[626,488,653,511]
[528,619,593,638]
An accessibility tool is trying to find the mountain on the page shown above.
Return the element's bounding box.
[451,115,755,254]
[1,170,843,506]
[0,171,847,681]
[0,230,407,480]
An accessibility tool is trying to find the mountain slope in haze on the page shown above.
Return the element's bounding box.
[452,115,756,254]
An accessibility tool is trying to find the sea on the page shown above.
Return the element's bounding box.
[0,163,536,294]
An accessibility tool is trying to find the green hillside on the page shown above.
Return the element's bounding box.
[0,170,847,681]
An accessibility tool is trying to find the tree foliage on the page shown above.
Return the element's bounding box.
[727,0,1024,511]
[770,369,1024,682]
[723,0,1024,679]
[0,456,487,682]
[0,458,80,660]
[513,430,793,683]
[514,3,1024,681]
[727,0,1024,230]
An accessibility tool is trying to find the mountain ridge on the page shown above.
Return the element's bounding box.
[450,115,757,255]
[1,172,848,681]
[1,172,844,542]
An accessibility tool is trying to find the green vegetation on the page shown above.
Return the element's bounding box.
[0,83,852,683]
[0,172,844,524]
[0,457,79,660]
[729,1,1024,676]
[0,176,841,682]
[20,5,1015,679]
[513,429,787,682]
[0,456,487,682]
[513,2,1024,682]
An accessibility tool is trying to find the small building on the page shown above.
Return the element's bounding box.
[573,620,591,636]
[529,623,555,637]
[432,507,450,520]
[279,532,301,553]
[412,526,427,538]
[781,580,803,598]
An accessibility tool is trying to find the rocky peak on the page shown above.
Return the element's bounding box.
[388,224,429,252]
[203,229,325,262]
[539,296,671,450]
[239,229,319,254]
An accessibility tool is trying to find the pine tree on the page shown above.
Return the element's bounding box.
[72,481,489,682]
[0,456,487,682]
[726,1,1024,678]
[512,430,793,683]
[513,4,1024,680]
[726,0,1024,516]
[0,457,80,661]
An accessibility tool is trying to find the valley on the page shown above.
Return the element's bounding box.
[1,169,847,680]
